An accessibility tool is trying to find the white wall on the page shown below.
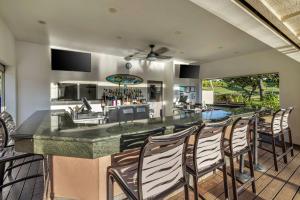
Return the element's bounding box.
[0,17,17,120]
[51,52,165,83]
[0,18,15,67]
[163,61,175,116]
[202,91,214,104]
[16,41,51,124]
[16,42,171,123]
[200,49,300,144]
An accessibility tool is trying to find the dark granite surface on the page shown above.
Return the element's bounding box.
[13,110,202,142]
[12,108,256,159]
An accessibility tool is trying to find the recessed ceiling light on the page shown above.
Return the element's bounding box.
[174,31,182,35]
[108,8,118,13]
[38,20,46,25]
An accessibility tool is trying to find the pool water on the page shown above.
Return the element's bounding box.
[202,109,232,121]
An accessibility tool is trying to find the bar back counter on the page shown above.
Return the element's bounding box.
[12,108,255,200]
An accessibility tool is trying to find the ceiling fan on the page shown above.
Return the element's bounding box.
[124,44,172,61]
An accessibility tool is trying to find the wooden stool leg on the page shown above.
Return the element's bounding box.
[230,157,238,200]
[280,133,288,163]
[248,150,256,194]
[184,183,189,200]
[193,176,198,200]
[271,136,278,171]
[184,173,190,200]
[222,163,229,200]
[0,162,5,188]
[107,173,114,200]
[288,128,294,157]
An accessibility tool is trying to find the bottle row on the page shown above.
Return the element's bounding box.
[102,88,145,106]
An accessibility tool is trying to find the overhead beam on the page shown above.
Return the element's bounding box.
[281,10,300,21]
[234,0,300,50]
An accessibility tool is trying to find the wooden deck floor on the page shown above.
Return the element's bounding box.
[1,155,44,200]
[170,146,300,200]
[2,147,300,200]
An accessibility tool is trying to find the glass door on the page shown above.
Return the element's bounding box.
[147,80,163,118]
[0,64,4,112]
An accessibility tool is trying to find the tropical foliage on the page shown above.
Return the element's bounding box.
[202,73,280,110]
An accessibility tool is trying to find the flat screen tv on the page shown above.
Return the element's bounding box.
[179,65,200,79]
[51,49,91,72]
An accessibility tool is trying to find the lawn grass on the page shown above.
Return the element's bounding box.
[202,77,280,109]
[203,86,280,104]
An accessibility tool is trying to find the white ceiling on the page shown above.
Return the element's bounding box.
[190,0,300,63]
[0,0,270,63]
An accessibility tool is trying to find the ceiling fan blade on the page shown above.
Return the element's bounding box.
[124,55,133,61]
[124,51,148,60]
[134,48,148,52]
[156,55,172,60]
[134,55,148,59]
[154,47,169,55]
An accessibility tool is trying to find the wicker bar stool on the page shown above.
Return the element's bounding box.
[186,119,231,200]
[225,117,256,200]
[0,111,44,190]
[258,108,294,171]
[107,126,198,200]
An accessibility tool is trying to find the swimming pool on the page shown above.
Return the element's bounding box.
[202,109,232,121]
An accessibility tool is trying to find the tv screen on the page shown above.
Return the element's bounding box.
[179,65,200,79]
[51,49,91,72]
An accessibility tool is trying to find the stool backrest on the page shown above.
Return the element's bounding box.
[194,119,230,172]
[0,119,7,150]
[282,107,294,130]
[0,111,15,146]
[230,117,253,154]
[137,126,197,199]
[120,127,166,152]
[272,109,285,134]
[174,120,202,133]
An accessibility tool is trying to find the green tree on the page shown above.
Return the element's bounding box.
[223,73,279,102]
[223,76,259,101]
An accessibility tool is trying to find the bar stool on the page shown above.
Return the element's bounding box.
[119,127,166,152]
[174,120,202,133]
[225,117,256,200]
[0,111,45,163]
[258,108,294,171]
[186,119,230,200]
[107,126,197,200]
[111,127,166,167]
[0,111,44,189]
[282,107,294,157]
[0,111,16,146]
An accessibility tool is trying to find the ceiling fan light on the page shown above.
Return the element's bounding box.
[147,56,157,61]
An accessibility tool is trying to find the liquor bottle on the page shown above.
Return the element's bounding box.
[102,89,107,102]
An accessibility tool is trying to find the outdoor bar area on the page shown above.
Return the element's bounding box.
[1,1,300,200]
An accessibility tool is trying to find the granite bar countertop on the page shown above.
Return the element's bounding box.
[51,100,102,105]
[12,108,255,159]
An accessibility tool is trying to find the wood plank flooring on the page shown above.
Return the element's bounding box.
[1,155,44,200]
[170,146,300,200]
[1,146,300,200]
